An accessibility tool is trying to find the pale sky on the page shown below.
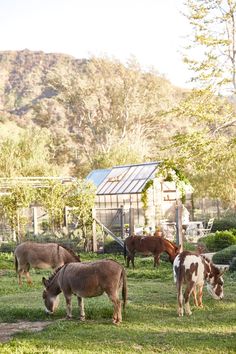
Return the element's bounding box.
[0,0,191,88]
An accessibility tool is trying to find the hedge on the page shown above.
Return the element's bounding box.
[198,231,236,252]
[212,244,236,265]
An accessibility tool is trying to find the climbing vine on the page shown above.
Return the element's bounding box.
[157,160,191,203]
[141,179,154,226]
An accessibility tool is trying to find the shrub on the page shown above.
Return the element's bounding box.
[104,240,123,254]
[0,242,16,253]
[212,217,236,232]
[212,245,236,265]
[199,231,236,252]
[229,257,236,272]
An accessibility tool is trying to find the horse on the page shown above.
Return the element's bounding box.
[124,235,180,268]
[173,251,226,316]
[14,241,81,286]
[42,259,127,325]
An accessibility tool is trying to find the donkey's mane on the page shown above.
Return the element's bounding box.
[200,254,212,264]
[163,238,178,248]
[46,265,65,286]
[58,244,80,261]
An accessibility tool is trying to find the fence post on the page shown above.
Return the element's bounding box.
[120,205,125,239]
[129,207,134,236]
[175,200,183,251]
[92,208,97,252]
[33,207,38,236]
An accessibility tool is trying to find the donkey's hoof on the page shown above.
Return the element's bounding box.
[80,316,86,321]
[66,315,73,320]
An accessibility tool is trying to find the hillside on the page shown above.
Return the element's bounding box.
[0,50,185,176]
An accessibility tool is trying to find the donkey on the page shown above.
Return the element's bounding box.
[124,235,180,268]
[14,241,81,286]
[173,251,226,316]
[42,259,127,325]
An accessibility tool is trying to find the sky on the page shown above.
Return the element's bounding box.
[0,0,191,88]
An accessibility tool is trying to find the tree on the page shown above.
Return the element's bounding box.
[165,0,236,205]
[48,57,181,176]
[184,0,236,95]
[0,128,58,177]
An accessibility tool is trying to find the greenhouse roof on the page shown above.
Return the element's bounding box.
[85,169,111,187]
[87,162,160,195]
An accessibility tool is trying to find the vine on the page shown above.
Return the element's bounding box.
[157,160,191,203]
[141,179,154,226]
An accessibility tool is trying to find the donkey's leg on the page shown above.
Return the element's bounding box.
[131,253,135,269]
[177,281,184,316]
[77,296,85,321]
[154,253,160,267]
[107,291,122,324]
[192,286,198,306]
[197,284,204,307]
[65,294,73,319]
[24,271,32,285]
[17,269,24,286]
[184,281,195,316]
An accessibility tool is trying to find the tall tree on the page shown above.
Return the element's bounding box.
[166,0,236,205]
[184,0,236,95]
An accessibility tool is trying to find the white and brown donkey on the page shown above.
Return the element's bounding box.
[173,251,226,316]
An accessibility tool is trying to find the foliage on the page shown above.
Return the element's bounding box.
[199,231,236,252]
[229,257,236,272]
[183,0,236,94]
[0,179,96,243]
[161,0,236,205]
[0,242,16,253]
[0,182,36,241]
[212,218,236,232]
[212,244,236,266]
[157,160,191,202]
[0,128,57,177]
[103,239,123,254]
[48,57,182,176]
[66,180,96,243]
[141,180,153,226]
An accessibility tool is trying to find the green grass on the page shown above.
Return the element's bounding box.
[0,252,236,353]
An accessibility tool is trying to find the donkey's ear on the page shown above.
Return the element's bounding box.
[42,277,49,287]
[219,266,228,276]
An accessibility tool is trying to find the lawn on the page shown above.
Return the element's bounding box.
[0,252,236,353]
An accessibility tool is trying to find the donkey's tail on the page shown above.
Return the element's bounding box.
[121,267,128,311]
[123,242,127,262]
[15,255,18,273]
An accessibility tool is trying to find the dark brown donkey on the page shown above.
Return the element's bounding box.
[14,242,81,286]
[42,259,127,325]
[124,235,180,268]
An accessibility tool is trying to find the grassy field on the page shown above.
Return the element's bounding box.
[0,252,236,354]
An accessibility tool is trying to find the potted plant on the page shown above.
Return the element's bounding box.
[154,226,163,237]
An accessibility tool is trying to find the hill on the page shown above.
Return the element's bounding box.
[0,50,185,176]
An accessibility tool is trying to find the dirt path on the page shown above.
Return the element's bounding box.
[0,321,53,343]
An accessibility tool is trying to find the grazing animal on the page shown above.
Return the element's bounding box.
[124,235,180,268]
[14,242,81,286]
[42,259,127,325]
[173,251,226,316]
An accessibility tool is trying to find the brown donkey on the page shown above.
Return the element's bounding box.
[42,259,127,325]
[124,235,180,268]
[14,241,81,286]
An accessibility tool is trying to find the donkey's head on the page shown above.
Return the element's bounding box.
[206,265,227,300]
[42,277,60,314]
